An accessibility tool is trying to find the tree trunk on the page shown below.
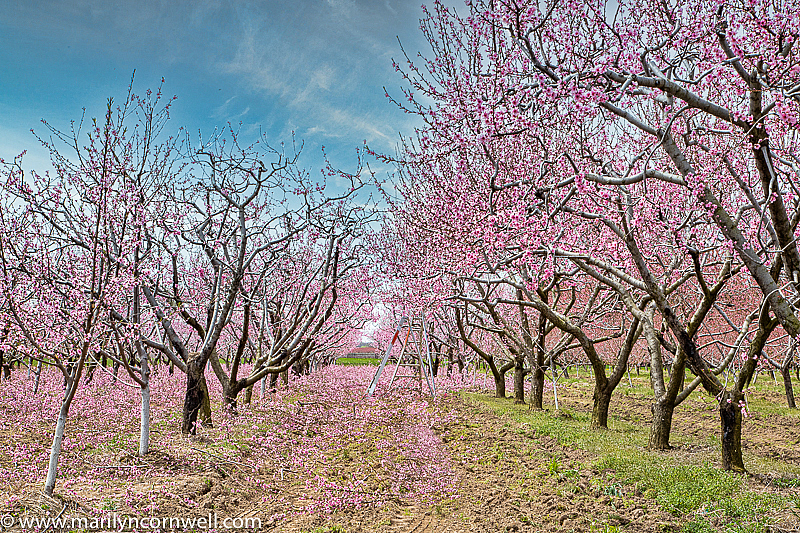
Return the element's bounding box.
[0,327,6,382]
[530,364,545,410]
[183,359,207,435]
[223,380,244,412]
[139,383,150,456]
[781,366,796,409]
[33,360,43,395]
[591,387,611,429]
[530,313,547,409]
[719,389,746,473]
[85,362,97,384]
[513,358,525,404]
[44,354,85,496]
[44,402,69,496]
[493,372,506,398]
[199,373,213,426]
[649,398,675,450]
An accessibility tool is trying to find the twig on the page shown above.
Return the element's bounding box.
[189,447,251,469]
[42,502,68,533]
[91,464,150,469]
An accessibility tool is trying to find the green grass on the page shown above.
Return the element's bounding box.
[335,357,381,366]
[465,390,797,533]
[596,455,784,532]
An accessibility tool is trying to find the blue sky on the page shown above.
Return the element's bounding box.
[0,0,441,179]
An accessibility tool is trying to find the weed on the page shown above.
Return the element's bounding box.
[101,498,116,511]
[547,456,560,476]
[603,483,623,498]
[774,477,800,488]
[491,443,506,462]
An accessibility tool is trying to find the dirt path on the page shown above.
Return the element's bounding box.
[277,393,681,533]
[274,381,800,532]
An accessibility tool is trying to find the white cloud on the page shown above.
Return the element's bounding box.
[213,0,425,155]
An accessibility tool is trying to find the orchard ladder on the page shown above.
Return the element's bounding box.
[366,315,436,396]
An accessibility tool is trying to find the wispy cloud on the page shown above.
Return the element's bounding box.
[0,0,432,176]
[214,0,426,154]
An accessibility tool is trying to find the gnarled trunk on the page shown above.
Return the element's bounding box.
[591,387,611,429]
[649,399,675,450]
[485,358,513,399]
[183,358,212,435]
[719,389,745,473]
[223,381,241,411]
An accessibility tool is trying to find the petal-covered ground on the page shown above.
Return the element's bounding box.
[0,365,494,529]
[2,366,799,532]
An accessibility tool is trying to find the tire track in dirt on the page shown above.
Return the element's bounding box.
[387,502,442,533]
[387,502,416,531]
[406,512,439,533]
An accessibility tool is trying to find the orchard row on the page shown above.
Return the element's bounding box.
[1,0,800,498]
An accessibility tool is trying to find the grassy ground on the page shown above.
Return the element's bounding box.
[335,357,381,366]
[463,369,800,533]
